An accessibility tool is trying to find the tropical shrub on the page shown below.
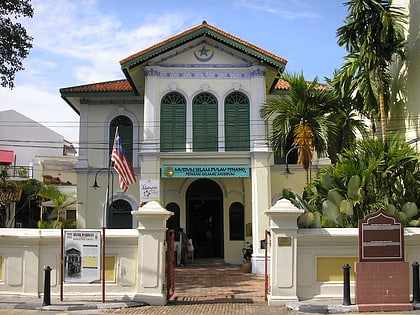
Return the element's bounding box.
[283,136,420,227]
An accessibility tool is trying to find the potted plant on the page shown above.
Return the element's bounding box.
[241,244,253,273]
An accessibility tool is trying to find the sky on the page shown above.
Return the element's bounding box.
[0,0,349,146]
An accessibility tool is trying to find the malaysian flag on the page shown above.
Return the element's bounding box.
[111,128,137,192]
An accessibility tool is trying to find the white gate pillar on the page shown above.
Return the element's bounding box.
[131,201,173,305]
[264,198,303,306]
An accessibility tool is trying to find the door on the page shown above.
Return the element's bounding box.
[186,179,223,259]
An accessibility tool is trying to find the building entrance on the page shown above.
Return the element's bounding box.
[186,179,223,259]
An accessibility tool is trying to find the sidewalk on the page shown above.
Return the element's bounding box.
[0,295,146,312]
[0,261,417,314]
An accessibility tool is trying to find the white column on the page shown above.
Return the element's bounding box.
[131,201,173,305]
[143,67,159,151]
[264,199,303,306]
[250,151,271,274]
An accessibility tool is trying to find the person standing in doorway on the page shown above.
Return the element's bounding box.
[179,228,188,266]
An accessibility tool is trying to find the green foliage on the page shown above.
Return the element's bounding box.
[37,219,76,229]
[284,137,420,228]
[0,0,34,88]
[261,72,337,160]
[335,0,408,141]
[0,167,9,182]
[37,184,81,225]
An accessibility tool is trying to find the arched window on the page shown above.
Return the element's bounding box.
[225,92,250,151]
[229,202,244,240]
[193,92,218,152]
[166,202,180,241]
[109,199,133,228]
[109,116,133,163]
[160,92,186,152]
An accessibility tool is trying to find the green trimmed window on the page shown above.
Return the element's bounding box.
[229,202,244,240]
[109,199,132,228]
[225,92,250,151]
[109,116,133,163]
[160,92,186,152]
[193,92,218,152]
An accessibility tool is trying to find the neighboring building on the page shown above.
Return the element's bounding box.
[0,109,78,227]
[387,0,419,147]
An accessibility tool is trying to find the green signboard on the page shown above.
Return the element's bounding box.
[161,166,249,178]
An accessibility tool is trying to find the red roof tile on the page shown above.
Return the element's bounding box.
[0,188,22,202]
[0,187,23,202]
[60,79,133,94]
[60,78,325,94]
[274,80,327,91]
[120,21,287,66]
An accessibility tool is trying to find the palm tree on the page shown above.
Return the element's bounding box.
[261,72,337,169]
[335,0,407,141]
[38,185,81,224]
[325,75,370,163]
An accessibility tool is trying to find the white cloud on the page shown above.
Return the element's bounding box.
[24,0,190,84]
[234,0,319,20]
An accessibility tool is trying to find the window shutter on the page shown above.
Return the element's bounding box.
[225,92,250,151]
[193,93,218,152]
[161,92,186,152]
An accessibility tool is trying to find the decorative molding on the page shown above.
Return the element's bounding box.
[145,68,265,79]
[232,83,241,91]
[80,98,143,105]
[201,84,209,91]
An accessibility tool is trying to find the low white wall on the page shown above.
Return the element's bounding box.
[0,229,138,299]
[296,228,420,300]
[2,227,420,302]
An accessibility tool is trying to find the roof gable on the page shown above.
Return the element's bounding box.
[120,21,287,70]
[151,38,258,68]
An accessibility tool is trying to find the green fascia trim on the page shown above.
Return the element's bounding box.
[269,89,289,96]
[60,91,136,98]
[121,28,287,70]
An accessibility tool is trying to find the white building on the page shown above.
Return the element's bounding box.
[0,109,77,226]
[60,1,419,267]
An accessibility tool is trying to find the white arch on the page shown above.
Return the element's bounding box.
[104,107,140,168]
[107,191,139,228]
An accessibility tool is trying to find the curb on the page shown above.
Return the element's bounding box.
[0,301,147,311]
[286,301,358,313]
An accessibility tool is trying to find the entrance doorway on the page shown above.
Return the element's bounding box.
[186,179,223,259]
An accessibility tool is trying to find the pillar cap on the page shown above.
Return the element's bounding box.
[265,198,304,215]
[132,201,174,217]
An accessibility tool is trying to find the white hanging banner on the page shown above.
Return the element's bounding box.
[140,179,160,203]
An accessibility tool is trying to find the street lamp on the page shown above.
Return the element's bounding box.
[284,146,312,183]
[91,167,114,304]
[91,167,115,226]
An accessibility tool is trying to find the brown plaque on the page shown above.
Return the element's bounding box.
[278,236,291,247]
[358,209,404,262]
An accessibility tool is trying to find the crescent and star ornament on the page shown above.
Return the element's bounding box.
[194,46,214,62]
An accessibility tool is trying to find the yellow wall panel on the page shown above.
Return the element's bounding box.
[105,256,116,283]
[317,257,357,282]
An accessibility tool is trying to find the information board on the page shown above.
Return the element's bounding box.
[64,230,101,283]
[359,210,404,262]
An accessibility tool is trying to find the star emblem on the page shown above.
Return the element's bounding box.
[193,46,214,62]
[198,46,209,56]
